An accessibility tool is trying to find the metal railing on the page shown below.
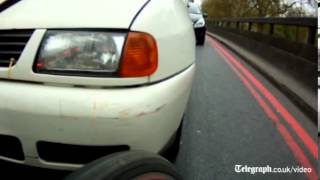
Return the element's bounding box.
[208,17,317,45]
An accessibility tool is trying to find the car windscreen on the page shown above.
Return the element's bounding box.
[188,4,201,14]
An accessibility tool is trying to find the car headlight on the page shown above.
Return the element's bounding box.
[34,31,158,77]
[194,18,205,28]
[35,31,125,76]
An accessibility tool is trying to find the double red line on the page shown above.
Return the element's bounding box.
[207,36,318,180]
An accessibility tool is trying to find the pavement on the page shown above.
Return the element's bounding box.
[0,36,317,180]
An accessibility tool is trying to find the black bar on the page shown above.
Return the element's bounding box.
[0,42,26,46]
[307,27,316,45]
[269,24,274,35]
[0,51,22,54]
[248,22,252,32]
[0,34,32,37]
[236,22,240,29]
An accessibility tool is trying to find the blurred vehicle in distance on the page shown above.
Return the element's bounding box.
[188,2,207,45]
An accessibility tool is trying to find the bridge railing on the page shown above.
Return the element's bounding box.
[206,17,317,119]
[208,17,317,45]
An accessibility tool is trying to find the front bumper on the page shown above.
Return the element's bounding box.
[0,64,195,170]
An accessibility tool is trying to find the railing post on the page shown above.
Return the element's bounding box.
[210,17,316,46]
[269,24,274,35]
[295,26,299,42]
[307,26,316,45]
[248,22,252,32]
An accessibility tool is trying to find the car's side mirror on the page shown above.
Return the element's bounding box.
[203,13,208,18]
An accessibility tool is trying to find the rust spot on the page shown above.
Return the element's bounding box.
[118,109,130,118]
[136,112,147,117]
[135,104,167,117]
[93,100,97,111]
[92,100,98,116]
[154,104,166,112]
[118,104,167,118]
[91,100,97,126]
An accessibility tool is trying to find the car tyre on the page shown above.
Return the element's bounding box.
[64,150,182,180]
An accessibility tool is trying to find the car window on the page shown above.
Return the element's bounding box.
[188,4,201,14]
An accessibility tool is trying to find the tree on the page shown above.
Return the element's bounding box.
[202,0,251,18]
[285,6,307,17]
[202,0,317,18]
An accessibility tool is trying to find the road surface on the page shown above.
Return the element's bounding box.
[0,35,317,180]
[174,36,318,180]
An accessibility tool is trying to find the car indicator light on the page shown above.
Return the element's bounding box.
[120,32,158,77]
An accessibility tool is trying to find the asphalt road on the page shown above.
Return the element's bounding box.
[174,36,318,180]
[0,36,317,180]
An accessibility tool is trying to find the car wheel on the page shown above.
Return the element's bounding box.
[64,150,182,180]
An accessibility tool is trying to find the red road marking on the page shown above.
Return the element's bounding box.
[217,47,317,180]
[208,37,317,160]
[207,37,317,180]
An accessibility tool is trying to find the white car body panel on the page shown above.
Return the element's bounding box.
[0,0,196,169]
[131,0,195,82]
[0,0,148,29]
[0,64,195,170]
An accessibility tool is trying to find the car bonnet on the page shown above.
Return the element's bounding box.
[0,0,149,29]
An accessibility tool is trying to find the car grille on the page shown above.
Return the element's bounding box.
[37,141,130,164]
[0,135,25,161]
[0,30,34,67]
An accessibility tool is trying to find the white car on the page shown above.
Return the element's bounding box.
[0,0,195,170]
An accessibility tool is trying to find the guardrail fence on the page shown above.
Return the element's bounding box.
[208,17,317,46]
